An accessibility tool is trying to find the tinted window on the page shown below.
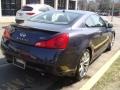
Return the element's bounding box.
[22,6,33,11]
[30,11,83,25]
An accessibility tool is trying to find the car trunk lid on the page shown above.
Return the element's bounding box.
[11,25,59,46]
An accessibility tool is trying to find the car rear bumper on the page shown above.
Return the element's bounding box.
[1,38,75,76]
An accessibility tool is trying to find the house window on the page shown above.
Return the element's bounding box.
[26,0,40,4]
[69,1,75,10]
[44,0,54,7]
[1,0,21,16]
[58,0,66,9]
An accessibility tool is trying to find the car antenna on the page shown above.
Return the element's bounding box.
[63,9,65,12]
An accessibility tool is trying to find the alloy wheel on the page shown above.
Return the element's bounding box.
[79,49,90,78]
[111,36,115,47]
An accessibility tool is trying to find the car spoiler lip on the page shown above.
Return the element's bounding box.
[12,21,71,32]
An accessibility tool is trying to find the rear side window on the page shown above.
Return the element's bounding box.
[85,15,106,27]
[91,15,106,27]
[21,6,33,11]
[85,16,95,27]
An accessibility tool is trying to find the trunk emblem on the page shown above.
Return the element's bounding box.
[20,32,26,38]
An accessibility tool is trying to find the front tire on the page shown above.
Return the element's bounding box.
[75,49,91,80]
[107,36,115,51]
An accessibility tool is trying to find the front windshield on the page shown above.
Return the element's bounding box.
[29,11,82,25]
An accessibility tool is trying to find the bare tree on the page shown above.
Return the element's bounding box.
[96,0,112,12]
[78,0,87,10]
[87,1,98,11]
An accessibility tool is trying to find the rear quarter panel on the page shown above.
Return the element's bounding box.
[57,28,92,71]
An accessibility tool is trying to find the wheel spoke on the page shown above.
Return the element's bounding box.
[79,50,90,77]
[111,37,114,46]
[79,64,85,77]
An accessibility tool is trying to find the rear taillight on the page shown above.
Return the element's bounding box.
[35,33,69,49]
[26,13,35,15]
[3,26,11,39]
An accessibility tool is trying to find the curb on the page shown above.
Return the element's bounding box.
[79,50,120,90]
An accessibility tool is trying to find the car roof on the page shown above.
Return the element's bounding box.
[54,10,95,15]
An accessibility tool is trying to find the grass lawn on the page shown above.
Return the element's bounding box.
[91,57,120,90]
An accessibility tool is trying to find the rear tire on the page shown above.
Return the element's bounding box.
[75,49,91,80]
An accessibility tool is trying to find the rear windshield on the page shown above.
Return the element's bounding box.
[21,6,33,11]
[29,11,83,25]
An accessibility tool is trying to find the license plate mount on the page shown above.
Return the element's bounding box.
[13,58,26,69]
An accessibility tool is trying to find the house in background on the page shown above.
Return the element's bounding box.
[0,0,78,22]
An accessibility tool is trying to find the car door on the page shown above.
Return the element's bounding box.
[91,15,109,55]
[83,15,107,59]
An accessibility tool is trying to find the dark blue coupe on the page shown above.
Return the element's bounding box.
[1,10,115,80]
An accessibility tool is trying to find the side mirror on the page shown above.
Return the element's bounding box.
[106,23,113,28]
[108,23,113,28]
